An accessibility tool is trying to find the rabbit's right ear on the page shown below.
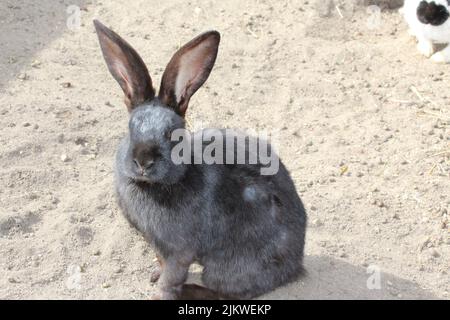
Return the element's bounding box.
[94,20,155,111]
[159,31,220,117]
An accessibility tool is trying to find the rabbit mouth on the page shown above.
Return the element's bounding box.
[132,174,153,183]
[129,164,169,184]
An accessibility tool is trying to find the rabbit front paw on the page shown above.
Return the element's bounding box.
[431,50,450,63]
[417,39,435,57]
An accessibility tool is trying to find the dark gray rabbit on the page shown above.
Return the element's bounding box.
[94,20,307,300]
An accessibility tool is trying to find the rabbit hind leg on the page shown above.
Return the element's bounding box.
[431,44,450,63]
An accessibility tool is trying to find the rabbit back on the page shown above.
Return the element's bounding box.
[199,159,306,298]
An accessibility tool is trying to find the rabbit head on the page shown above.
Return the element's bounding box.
[94,20,220,184]
[417,0,450,26]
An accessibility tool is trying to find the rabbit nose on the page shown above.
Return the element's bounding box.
[133,159,154,175]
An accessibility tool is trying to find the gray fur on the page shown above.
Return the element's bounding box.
[95,23,307,299]
[115,99,307,299]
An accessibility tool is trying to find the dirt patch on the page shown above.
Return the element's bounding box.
[0,0,448,299]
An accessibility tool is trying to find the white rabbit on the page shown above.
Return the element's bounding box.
[402,0,450,62]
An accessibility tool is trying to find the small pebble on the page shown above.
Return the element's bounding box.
[371,199,385,208]
[57,134,65,143]
[61,154,70,162]
[8,277,19,283]
[31,60,41,68]
[430,249,440,258]
[17,73,28,80]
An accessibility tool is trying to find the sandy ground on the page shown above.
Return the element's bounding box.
[0,0,448,300]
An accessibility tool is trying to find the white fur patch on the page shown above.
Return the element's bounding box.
[417,38,435,57]
[243,186,257,202]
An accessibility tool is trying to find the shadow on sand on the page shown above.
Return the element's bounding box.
[0,0,89,89]
[188,255,436,300]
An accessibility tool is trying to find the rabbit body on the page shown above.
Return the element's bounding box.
[94,20,306,299]
[115,112,306,298]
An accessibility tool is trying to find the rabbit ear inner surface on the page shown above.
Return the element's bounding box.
[158,31,220,117]
[94,20,155,111]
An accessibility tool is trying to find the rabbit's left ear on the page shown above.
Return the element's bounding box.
[159,31,220,117]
